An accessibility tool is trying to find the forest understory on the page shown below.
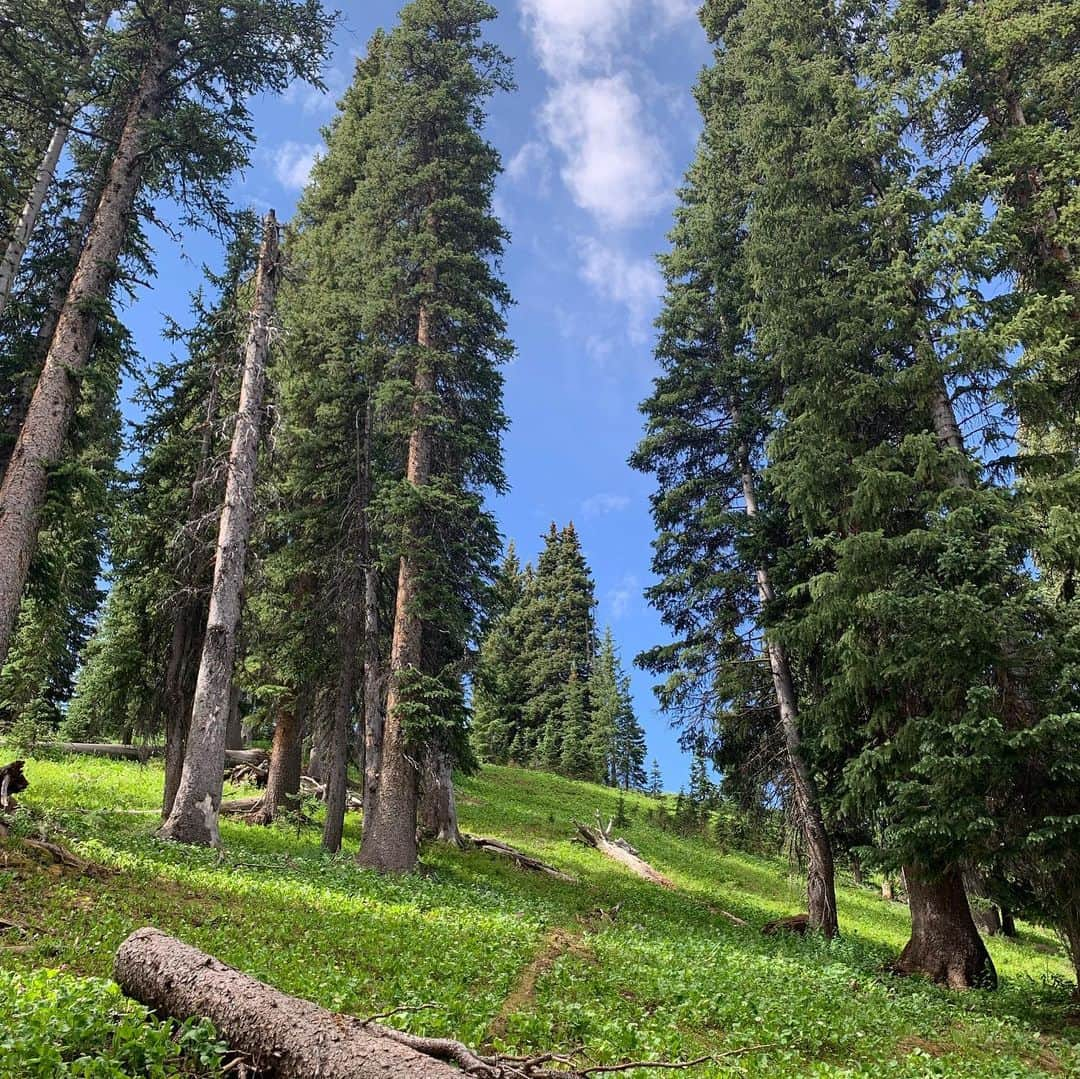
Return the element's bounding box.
[1,755,1076,1079]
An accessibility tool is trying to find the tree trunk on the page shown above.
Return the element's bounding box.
[357,298,435,873]
[999,907,1017,938]
[574,818,674,888]
[361,400,384,829]
[322,613,359,854]
[418,745,463,846]
[1062,909,1080,1001]
[740,446,839,938]
[882,876,895,902]
[160,212,281,847]
[0,38,175,669]
[162,606,201,818]
[252,695,305,826]
[895,864,997,989]
[114,928,462,1078]
[0,8,110,321]
[306,688,332,784]
[225,681,243,750]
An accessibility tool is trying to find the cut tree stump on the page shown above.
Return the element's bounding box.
[573,814,674,888]
[0,760,28,811]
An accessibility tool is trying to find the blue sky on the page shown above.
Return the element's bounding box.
[121,1,713,788]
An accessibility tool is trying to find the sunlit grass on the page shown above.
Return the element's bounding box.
[1,755,1076,1077]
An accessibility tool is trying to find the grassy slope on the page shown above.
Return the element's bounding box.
[1,755,1077,1077]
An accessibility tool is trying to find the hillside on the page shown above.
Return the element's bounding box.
[1,755,1077,1078]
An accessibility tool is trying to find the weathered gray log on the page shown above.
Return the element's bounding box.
[49,743,267,767]
[468,836,577,882]
[573,816,674,888]
[114,928,462,1078]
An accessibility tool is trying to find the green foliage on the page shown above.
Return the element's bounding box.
[3,754,1078,1078]
[0,967,225,1077]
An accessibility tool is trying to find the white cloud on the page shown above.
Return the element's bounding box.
[607,573,640,620]
[582,492,631,518]
[577,237,663,337]
[272,142,321,190]
[283,67,347,115]
[520,0,634,76]
[541,74,670,228]
[506,140,551,187]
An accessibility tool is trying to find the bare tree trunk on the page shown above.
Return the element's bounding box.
[896,865,997,989]
[999,907,1017,938]
[160,212,281,847]
[361,400,384,828]
[0,8,110,320]
[162,606,201,818]
[0,38,175,669]
[357,299,435,873]
[322,613,359,853]
[418,745,463,847]
[252,694,306,826]
[225,681,243,749]
[739,446,838,938]
[1061,909,1080,1001]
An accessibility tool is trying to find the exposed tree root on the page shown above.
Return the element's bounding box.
[116,928,770,1077]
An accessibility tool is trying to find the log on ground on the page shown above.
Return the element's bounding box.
[573,815,674,888]
[114,928,463,1078]
[50,743,268,767]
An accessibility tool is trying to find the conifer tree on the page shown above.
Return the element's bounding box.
[0,0,334,668]
[355,0,513,873]
[647,759,663,799]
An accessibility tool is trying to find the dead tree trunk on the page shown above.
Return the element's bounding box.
[0,8,110,320]
[114,928,462,1078]
[0,38,175,669]
[895,865,997,989]
[251,695,306,826]
[739,445,838,938]
[418,745,463,847]
[160,212,281,847]
[358,297,436,874]
[322,612,359,854]
[574,817,674,888]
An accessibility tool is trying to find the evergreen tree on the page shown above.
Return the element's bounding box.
[557,669,593,780]
[647,759,663,799]
[355,0,513,873]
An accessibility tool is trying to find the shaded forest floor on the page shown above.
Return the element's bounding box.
[1,756,1077,1077]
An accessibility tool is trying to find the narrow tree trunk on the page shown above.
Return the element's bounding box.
[160,212,281,847]
[739,446,839,938]
[162,607,201,818]
[418,745,463,847]
[896,864,997,989]
[361,400,384,828]
[357,299,435,873]
[882,876,895,902]
[322,612,359,853]
[252,695,306,826]
[225,681,243,749]
[306,688,332,784]
[0,39,175,669]
[1061,908,1080,1000]
[0,8,111,320]
[999,907,1017,938]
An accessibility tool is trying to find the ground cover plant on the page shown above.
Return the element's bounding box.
[0,754,1076,1078]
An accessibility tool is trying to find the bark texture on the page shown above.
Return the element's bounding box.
[251,698,305,825]
[357,302,436,873]
[162,606,202,817]
[160,212,281,846]
[574,817,674,888]
[896,865,997,989]
[114,928,461,1078]
[418,746,463,846]
[322,611,358,853]
[0,39,175,668]
[740,447,839,938]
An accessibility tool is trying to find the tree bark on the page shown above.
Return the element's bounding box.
[574,818,674,888]
[225,681,243,750]
[0,38,176,669]
[160,211,281,847]
[361,398,385,829]
[306,688,332,784]
[114,928,462,1078]
[162,606,201,818]
[357,296,436,873]
[999,907,1017,938]
[739,446,839,938]
[0,8,110,320]
[322,612,359,853]
[418,745,463,846]
[251,695,305,826]
[895,865,997,989]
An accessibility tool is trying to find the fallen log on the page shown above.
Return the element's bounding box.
[762,914,810,936]
[468,836,578,883]
[115,929,743,1078]
[48,743,269,767]
[573,814,674,888]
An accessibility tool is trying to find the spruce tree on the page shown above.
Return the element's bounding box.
[355,0,513,873]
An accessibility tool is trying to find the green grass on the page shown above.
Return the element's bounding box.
[1,755,1077,1077]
